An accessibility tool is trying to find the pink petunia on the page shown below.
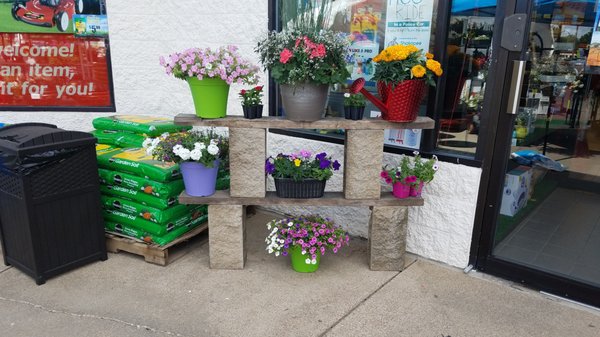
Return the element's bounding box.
[385,177,392,184]
[380,171,389,179]
[280,48,293,64]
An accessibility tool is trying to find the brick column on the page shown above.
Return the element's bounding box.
[208,205,246,269]
[368,206,408,271]
[229,128,266,198]
[344,129,384,199]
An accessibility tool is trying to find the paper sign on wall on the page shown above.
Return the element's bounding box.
[384,0,435,50]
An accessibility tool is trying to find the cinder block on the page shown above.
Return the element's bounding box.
[208,205,246,269]
[344,129,384,199]
[229,128,266,198]
[368,206,408,271]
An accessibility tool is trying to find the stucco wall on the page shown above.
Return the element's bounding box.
[0,0,269,128]
[0,0,482,268]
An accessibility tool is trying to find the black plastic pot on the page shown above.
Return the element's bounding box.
[242,105,263,119]
[274,178,326,198]
[344,106,365,120]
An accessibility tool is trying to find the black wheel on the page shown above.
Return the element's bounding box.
[54,11,69,32]
[11,3,21,22]
[75,0,84,14]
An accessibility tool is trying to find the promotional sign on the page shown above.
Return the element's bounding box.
[384,0,435,49]
[0,0,113,110]
[587,5,600,67]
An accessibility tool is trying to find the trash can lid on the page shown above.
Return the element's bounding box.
[0,123,95,156]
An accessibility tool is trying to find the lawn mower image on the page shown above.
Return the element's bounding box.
[11,0,84,32]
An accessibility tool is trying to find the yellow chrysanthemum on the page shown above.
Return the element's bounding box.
[426,52,434,59]
[426,59,443,76]
[294,158,301,167]
[411,65,426,78]
[374,44,420,63]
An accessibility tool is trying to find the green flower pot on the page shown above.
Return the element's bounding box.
[186,77,230,119]
[289,245,321,273]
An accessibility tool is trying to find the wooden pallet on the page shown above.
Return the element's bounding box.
[105,223,208,266]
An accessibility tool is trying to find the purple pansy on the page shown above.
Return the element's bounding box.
[332,160,340,171]
[319,159,331,169]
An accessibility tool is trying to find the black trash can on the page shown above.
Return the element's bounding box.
[0,123,107,285]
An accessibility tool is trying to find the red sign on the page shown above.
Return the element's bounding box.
[0,33,113,109]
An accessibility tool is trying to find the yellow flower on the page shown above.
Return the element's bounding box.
[294,158,301,167]
[426,52,434,59]
[411,65,426,78]
[426,59,443,76]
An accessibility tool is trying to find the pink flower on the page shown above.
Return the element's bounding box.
[280,48,293,64]
[380,171,389,179]
[385,177,392,184]
[310,44,326,58]
[300,150,311,158]
[405,175,417,184]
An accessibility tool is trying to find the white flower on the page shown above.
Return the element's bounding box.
[207,144,219,156]
[190,149,202,161]
[160,132,170,138]
[267,224,272,230]
[210,139,218,145]
[301,250,306,255]
[287,222,293,227]
[142,138,153,148]
[311,259,317,265]
[151,138,161,147]
[172,144,183,155]
[305,258,311,264]
[205,63,213,70]
[344,93,350,98]
[275,252,280,257]
[433,164,439,171]
[268,248,273,254]
[178,148,191,161]
[432,155,438,161]
[145,146,155,156]
[194,142,206,150]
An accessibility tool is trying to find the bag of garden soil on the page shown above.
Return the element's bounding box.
[98,168,184,198]
[103,206,205,236]
[101,194,207,224]
[96,144,180,182]
[104,213,207,246]
[101,185,178,210]
[92,115,191,137]
[92,129,147,148]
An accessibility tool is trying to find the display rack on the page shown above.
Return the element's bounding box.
[174,114,435,271]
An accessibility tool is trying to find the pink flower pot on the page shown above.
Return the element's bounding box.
[409,181,424,197]
[392,182,410,199]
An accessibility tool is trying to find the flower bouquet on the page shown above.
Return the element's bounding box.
[265,214,349,272]
[160,45,260,119]
[255,0,350,121]
[265,150,340,198]
[353,45,443,122]
[238,85,264,119]
[144,130,228,196]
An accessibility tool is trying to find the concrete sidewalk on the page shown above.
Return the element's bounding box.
[0,210,598,337]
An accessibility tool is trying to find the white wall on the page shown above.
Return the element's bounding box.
[0,0,482,268]
[0,0,269,128]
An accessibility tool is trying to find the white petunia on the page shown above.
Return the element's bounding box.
[287,222,293,227]
[311,259,317,265]
[305,258,311,264]
[205,63,213,70]
[267,224,272,230]
[142,138,153,148]
[433,164,439,171]
[178,148,191,161]
[151,138,161,147]
[146,146,155,156]
[301,250,306,255]
[268,249,273,254]
[207,144,219,155]
[275,252,280,257]
[344,93,350,98]
[194,142,206,150]
[161,132,170,138]
[190,149,202,161]
[172,144,184,155]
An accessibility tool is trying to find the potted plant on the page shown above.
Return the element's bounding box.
[353,46,443,122]
[238,85,264,119]
[343,93,366,120]
[265,150,340,198]
[265,214,349,272]
[144,131,227,197]
[160,45,260,119]
[255,0,350,121]
[381,151,439,198]
[409,151,439,197]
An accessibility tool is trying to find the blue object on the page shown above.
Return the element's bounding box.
[510,150,566,171]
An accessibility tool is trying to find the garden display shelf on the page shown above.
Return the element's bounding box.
[174,113,435,271]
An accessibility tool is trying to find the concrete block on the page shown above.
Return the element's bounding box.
[368,206,408,271]
[344,129,384,199]
[230,128,266,198]
[208,205,246,269]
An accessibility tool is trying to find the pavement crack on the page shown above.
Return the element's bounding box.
[0,296,187,336]
[318,271,403,337]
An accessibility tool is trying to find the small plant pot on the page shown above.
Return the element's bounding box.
[344,106,365,120]
[274,178,326,198]
[392,182,411,199]
[409,181,424,197]
[242,105,263,119]
[180,160,220,197]
[289,245,321,273]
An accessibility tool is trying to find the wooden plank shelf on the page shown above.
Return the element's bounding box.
[179,190,424,207]
[174,114,435,130]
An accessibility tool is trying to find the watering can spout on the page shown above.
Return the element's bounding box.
[349,78,388,114]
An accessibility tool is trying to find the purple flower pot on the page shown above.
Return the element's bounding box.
[392,182,410,199]
[409,181,424,197]
[180,160,219,197]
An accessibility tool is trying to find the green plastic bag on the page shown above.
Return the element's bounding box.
[96,144,180,182]
[104,213,207,246]
[92,129,147,148]
[101,194,206,224]
[104,206,206,236]
[98,168,184,198]
[101,185,178,210]
[92,115,192,137]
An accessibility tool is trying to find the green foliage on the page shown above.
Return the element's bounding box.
[144,130,229,169]
[343,93,366,107]
[239,86,264,106]
[265,151,340,182]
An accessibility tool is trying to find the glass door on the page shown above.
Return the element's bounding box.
[476,0,600,307]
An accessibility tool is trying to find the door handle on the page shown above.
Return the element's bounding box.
[506,60,526,115]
